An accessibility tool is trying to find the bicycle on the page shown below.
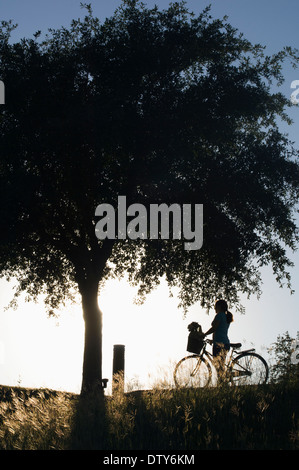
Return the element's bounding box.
[174,326,269,388]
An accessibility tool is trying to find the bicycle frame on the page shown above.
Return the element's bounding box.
[200,340,256,372]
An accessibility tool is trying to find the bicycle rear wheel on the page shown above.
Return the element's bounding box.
[230,352,269,385]
[174,355,212,388]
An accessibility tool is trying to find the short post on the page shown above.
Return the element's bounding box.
[112,344,125,395]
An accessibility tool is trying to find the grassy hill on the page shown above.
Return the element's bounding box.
[0,381,298,450]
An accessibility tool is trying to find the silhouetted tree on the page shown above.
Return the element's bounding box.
[268,331,299,384]
[1,1,299,392]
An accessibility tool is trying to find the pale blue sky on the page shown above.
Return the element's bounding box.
[0,1,298,392]
[2,0,298,50]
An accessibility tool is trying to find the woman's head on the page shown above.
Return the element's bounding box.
[215,299,228,313]
[215,299,233,323]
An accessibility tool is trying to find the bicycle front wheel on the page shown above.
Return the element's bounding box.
[230,352,269,385]
[174,355,212,388]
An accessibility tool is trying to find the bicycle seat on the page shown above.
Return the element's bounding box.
[230,343,242,349]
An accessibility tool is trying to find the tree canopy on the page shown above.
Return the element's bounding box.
[0,0,299,390]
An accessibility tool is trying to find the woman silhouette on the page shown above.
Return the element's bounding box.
[204,299,233,360]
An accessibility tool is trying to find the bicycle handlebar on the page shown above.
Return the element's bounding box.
[205,338,213,345]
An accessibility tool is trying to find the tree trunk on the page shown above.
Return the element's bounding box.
[75,241,115,395]
[80,279,103,394]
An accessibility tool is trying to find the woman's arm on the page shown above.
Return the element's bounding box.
[204,319,219,337]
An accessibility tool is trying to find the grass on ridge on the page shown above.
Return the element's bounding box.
[0,377,298,450]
